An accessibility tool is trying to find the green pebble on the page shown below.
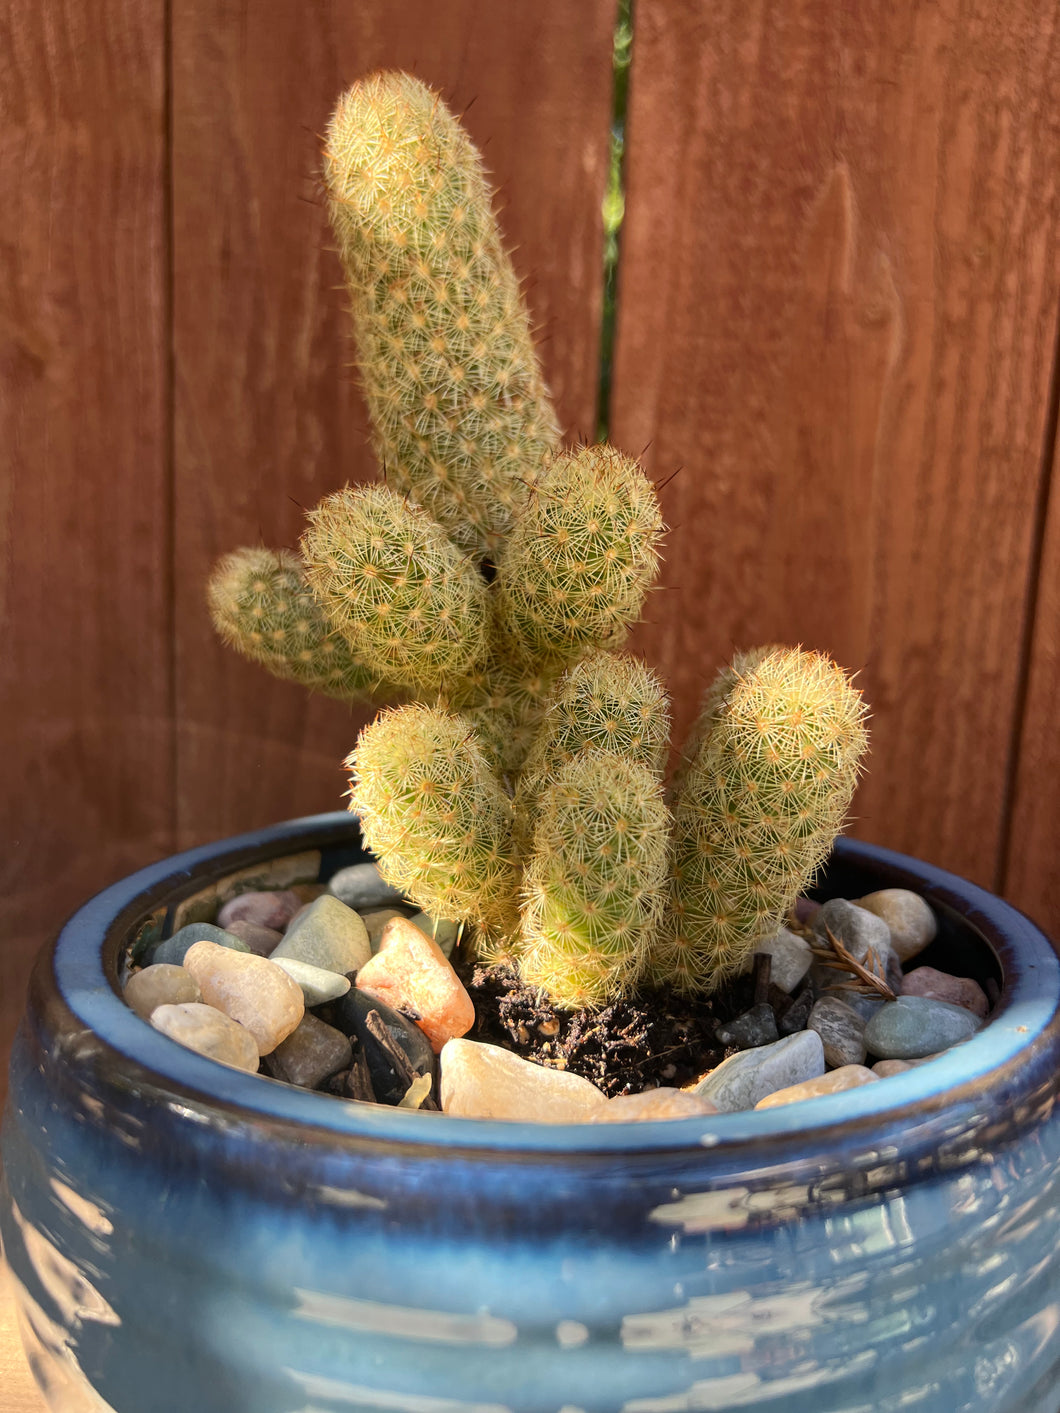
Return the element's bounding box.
[145,923,251,967]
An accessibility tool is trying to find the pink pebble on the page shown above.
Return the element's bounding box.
[217,889,303,933]
[794,897,821,925]
[901,966,989,1018]
[356,916,475,1054]
[223,919,284,957]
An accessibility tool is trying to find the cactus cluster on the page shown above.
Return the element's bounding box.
[207,72,870,1010]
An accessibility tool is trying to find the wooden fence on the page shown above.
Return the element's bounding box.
[2,0,1058,1098]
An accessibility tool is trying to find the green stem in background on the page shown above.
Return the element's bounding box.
[596,0,634,442]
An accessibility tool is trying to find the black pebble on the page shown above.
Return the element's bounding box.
[329,988,437,1105]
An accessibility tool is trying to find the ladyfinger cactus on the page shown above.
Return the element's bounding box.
[514,651,670,847]
[347,703,519,942]
[206,546,387,701]
[301,484,490,695]
[518,752,672,1009]
[656,647,869,994]
[324,73,559,561]
[495,444,664,668]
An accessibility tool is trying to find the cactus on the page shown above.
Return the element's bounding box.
[301,484,491,695]
[206,546,390,701]
[654,647,869,994]
[514,651,670,848]
[348,702,519,942]
[205,72,873,1024]
[323,72,559,562]
[518,752,672,1009]
[494,444,665,668]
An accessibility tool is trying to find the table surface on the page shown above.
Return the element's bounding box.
[1,1261,48,1411]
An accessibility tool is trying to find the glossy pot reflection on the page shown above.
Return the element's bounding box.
[3,812,1060,1413]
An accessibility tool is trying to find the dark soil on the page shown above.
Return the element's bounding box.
[456,959,761,1098]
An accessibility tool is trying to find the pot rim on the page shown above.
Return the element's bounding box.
[36,810,1060,1156]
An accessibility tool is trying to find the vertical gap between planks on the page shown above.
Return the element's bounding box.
[164,0,179,850]
[996,312,1060,895]
[595,0,634,441]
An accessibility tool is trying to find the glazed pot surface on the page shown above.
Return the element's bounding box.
[3,813,1060,1413]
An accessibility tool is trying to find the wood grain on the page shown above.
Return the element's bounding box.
[0,0,171,1109]
[171,0,616,848]
[611,0,1060,889]
[1003,380,1060,938]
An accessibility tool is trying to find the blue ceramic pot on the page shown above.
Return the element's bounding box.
[3,812,1060,1413]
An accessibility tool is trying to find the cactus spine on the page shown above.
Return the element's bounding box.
[301,484,491,694]
[495,444,665,667]
[656,647,870,994]
[206,547,389,701]
[348,703,519,942]
[518,753,672,1009]
[323,72,559,561]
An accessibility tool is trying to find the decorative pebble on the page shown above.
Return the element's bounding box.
[857,888,937,963]
[329,989,436,1105]
[356,916,475,1053]
[753,927,813,994]
[183,940,304,1055]
[715,1002,779,1049]
[808,996,867,1068]
[270,956,351,1007]
[778,981,816,1036]
[819,987,887,1024]
[794,897,821,925]
[263,1014,352,1089]
[440,1039,606,1121]
[150,1002,260,1072]
[755,1065,879,1108]
[123,964,201,1021]
[361,908,409,953]
[145,922,251,968]
[590,1089,720,1122]
[327,861,406,911]
[693,1031,825,1113]
[864,995,982,1060]
[222,919,283,957]
[812,898,893,965]
[271,895,372,976]
[872,1059,915,1077]
[406,911,461,959]
[902,966,988,1018]
[216,889,303,934]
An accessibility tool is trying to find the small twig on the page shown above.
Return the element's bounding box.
[752,951,772,1005]
[810,926,897,1002]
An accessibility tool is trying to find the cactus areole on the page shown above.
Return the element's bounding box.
[207,70,870,1036]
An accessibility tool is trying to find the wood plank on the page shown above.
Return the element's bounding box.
[0,1262,46,1413]
[1003,387,1060,939]
[612,0,1060,888]
[0,0,171,1108]
[172,0,616,847]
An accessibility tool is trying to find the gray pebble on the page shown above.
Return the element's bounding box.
[753,927,813,994]
[124,964,201,1021]
[270,956,351,1007]
[857,889,937,963]
[865,995,983,1060]
[263,1014,353,1089]
[813,898,893,965]
[715,1002,779,1049]
[693,1030,825,1113]
[808,996,868,1068]
[779,982,816,1035]
[271,895,372,976]
[146,922,251,967]
[327,862,406,911]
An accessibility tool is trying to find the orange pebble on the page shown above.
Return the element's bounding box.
[356,916,475,1053]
